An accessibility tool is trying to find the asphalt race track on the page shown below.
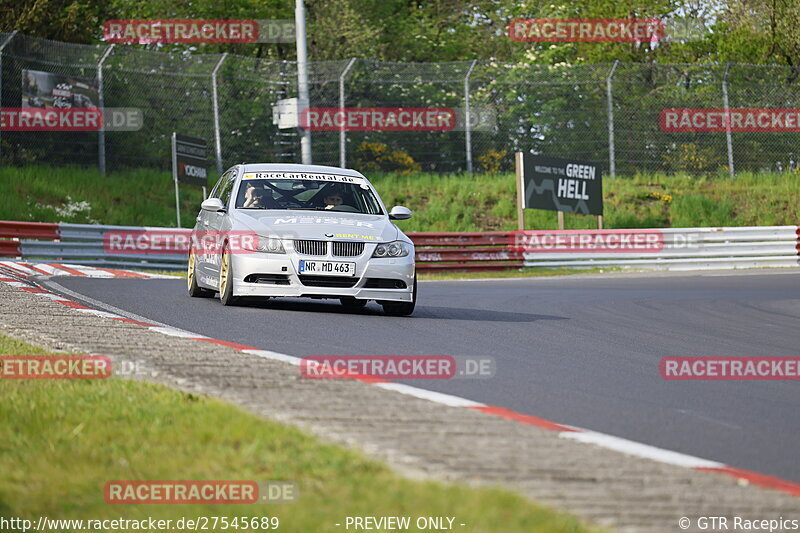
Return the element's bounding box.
[48,270,800,483]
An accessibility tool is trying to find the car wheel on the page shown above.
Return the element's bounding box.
[340,297,368,310]
[218,245,240,306]
[380,275,416,316]
[188,247,213,298]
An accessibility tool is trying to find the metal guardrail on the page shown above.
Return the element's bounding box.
[408,231,523,272]
[0,222,189,270]
[0,221,798,273]
[517,227,800,271]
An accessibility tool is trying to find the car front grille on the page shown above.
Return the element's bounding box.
[294,240,327,256]
[293,240,365,257]
[331,241,365,257]
[298,275,358,288]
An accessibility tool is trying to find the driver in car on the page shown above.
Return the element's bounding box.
[242,183,273,208]
[323,191,344,210]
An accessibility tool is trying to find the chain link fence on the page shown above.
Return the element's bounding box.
[2,32,800,177]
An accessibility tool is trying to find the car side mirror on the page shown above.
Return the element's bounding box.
[201,198,226,212]
[388,205,412,220]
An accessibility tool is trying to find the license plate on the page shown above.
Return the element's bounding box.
[298,260,356,276]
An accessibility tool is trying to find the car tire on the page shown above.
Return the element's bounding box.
[188,247,214,298]
[340,297,368,310]
[218,245,240,306]
[380,275,416,316]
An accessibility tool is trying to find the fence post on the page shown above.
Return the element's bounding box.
[606,60,619,179]
[295,0,312,164]
[464,59,478,173]
[0,31,19,164]
[212,52,228,176]
[722,63,735,178]
[97,44,115,176]
[171,132,181,228]
[338,57,357,168]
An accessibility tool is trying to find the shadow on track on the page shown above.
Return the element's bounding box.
[412,306,568,323]
[232,297,568,323]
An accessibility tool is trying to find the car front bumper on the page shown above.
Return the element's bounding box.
[229,249,415,302]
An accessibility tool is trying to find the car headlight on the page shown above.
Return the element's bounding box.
[241,236,286,254]
[371,240,411,258]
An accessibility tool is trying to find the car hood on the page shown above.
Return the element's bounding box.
[234,211,400,243]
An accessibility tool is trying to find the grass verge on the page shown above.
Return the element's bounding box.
[0,166,203,227]
[1,165,798,231]
[0,333,601,533]
[370,170,800,231]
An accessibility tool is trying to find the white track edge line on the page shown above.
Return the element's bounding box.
[242,349,302,366]
[374,382,486,407]
[560,430,724,469]
[148,326,208,339]
[41,280,172,328]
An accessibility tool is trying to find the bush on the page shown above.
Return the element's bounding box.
[477,149,509,174]
[353,142,421,173]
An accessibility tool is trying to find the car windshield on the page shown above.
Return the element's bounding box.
[234,172,383,215]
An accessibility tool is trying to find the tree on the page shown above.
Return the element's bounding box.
[714,0,800,66]
[0,0,112,43]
